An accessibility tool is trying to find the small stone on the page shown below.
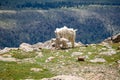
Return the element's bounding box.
[45,56,55,63]
[78,56,85,61]
[30,68,42,72]
[101,48,107,51]
[21,58,36,63]
[88,52,92,55]
[2,54,12,58]
[117,60,120,64]
[71,52,83,57]
[35,52,43,58]
[90,58,106,63]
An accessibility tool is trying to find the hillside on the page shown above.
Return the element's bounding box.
[0,5,120,48]
[0,40,120,80]
[0,0,120,10]
[0,0,120,79]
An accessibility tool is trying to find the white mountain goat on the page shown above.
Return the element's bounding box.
[54,26,77,48]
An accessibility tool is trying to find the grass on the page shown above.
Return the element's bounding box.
[0,43,120,79]
[9,50,38,59]
[0,61,54,79]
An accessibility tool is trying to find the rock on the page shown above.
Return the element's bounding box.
[32,42,43,51]
[30,68,43,72]
[35,38,84,50]
[99,42,112,48]
[2,54,12,58]
[78,56,85,61]
[101,48,107,51]
[112,33,120,43]
[117,46,120,50]
[104,33,120,43]
[88,52,92,55]
[42,75,85,80]
[71,52,83,57]
[103,37,113,43]
[19,43,34,52]
[90,44,96,46]
[100,49,116,56]
[117,60,120,64]
[90,58,106,63]
[0,56,17,62]
[35,52,43,58]
[0,47,10,54]
[45,57,55,63]
[20,58,36,63]
[0,47,18,54]
[42,40,54,49]
[75,42,84,47]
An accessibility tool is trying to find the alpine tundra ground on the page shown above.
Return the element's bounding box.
[0,43,120,80]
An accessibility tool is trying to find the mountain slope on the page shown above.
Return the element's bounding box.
[0,5,120,48]
[0,0,120,10]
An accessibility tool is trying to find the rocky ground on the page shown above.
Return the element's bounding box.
[0,34,120,80]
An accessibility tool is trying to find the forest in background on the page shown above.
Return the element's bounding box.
[0,0,120,48]
[0,0,120,10]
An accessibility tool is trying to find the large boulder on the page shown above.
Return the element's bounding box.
[32,42,43,51]
[19,43,34,52]
[103,33,120,43]
[112,33,120,43]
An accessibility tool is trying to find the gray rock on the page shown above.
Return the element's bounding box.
[88,52,92,55]
[100,42,112,48]
[112,33,120,43]
[45,56,55,63]
[0,56,17,62]
[35,52,43,58]
[42,75,85,80]
[103,33,120,43]
[20,58,36,63]
[71,52,83,57]
[42,40,54,49]
[32,42,43,51]
[75,42,84,47]
[90,58,106,63]
[0,47,18,54]
[117,60,120,64]
[19,43,34,52]
[100,49,116,56]
[30,68,43,72]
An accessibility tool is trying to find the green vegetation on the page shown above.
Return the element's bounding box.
[10,50,37,59]
[0,43,120,79]
[0,61,54,79]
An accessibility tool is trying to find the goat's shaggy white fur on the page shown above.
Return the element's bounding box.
[55,26,77,48]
